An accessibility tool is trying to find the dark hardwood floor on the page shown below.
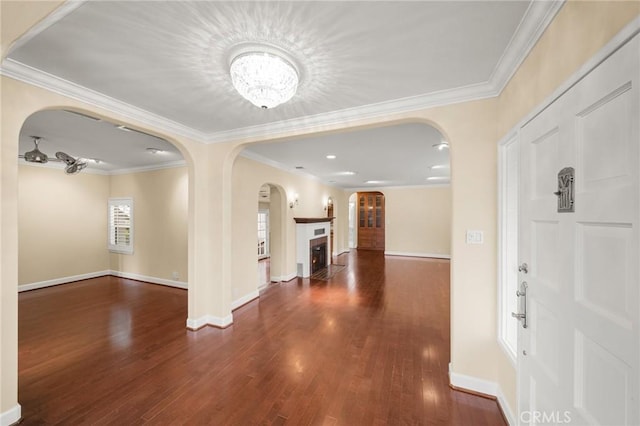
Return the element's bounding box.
[18,250,506,425]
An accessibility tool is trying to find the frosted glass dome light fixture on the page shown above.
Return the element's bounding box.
[230,51,299,109]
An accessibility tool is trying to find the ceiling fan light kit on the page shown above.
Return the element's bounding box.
[20,136,88,175]
[23,137,48,164]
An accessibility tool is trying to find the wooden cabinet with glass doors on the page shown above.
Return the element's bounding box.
[357,191,385,250]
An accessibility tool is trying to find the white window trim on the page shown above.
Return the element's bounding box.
[257,209,269,259]
[108,197,134,255]
[497,132,519,367]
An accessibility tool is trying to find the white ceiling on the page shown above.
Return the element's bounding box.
[19,110,183,174]
[243,123,449,188]
[4,1,561,183]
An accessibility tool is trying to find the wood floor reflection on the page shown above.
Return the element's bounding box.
[18,250,506,425]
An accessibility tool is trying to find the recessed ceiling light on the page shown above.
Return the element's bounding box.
[146,147,165,154]
[295,166,304,169]
[65,110,101,122]
[87,158,102,164]
[328,180,336,183]
[430,164,449,170]
[432,141,449,151]
[427,176,449,181]
[339,171,356,176]
[326,154,336,159]
[365,180,383,184]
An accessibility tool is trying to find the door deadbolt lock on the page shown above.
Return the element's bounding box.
[518,263,528,274]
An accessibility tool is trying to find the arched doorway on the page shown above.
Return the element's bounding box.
[256,183,287,287]
[17,109,188,292]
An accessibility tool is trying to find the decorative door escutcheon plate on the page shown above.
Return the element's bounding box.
[554,167,575,213]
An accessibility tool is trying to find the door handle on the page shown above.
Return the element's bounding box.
[512,281,528,328]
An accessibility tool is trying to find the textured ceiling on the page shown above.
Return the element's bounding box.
[7,1,530,134]
[6,1,556,183]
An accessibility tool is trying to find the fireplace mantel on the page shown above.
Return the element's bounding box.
[293,217,333,224]
[295,219,332,277]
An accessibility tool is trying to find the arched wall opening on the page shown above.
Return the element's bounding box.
[256,182,287,288]
[17,108,190,293]
[229,119,452,302]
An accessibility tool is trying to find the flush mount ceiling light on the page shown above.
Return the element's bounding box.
[230,50,299,109]
[146,147,165,154]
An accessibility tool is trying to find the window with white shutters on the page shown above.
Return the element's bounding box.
[108,198,134,254]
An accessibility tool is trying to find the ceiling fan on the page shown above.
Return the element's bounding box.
[19,136,88,175]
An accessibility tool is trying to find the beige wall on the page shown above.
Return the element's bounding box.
[374,185,451,256]
[17,165,188,287]
[2,0,639,420]
[18,165,110,286]
[109,166,188,282]
[498,1,640,138]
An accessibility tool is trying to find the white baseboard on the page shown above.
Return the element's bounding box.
[231,290,259,310]
[18,271,111,292]
[18,270,187,292]
[109,270,187,289]
[186,313,233,330]
[337,249,350,256]
[186,316,207,330]
[449,364,515,425]
[270,272,297,282]
[0,404,21,426]
[384,251,451,259]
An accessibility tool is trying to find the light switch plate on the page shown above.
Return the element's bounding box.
[466,230,484,244]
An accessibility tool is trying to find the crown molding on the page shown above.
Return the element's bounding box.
[18,160,110,175]
[344,183,450,192]
[0,59,209,143]
[488,0,565,94]
[1,0,563,148]
[18,158,186,176]
[206,80,496,144]
[108,160,187,175]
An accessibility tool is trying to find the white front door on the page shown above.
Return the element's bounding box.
[517,34,639,425]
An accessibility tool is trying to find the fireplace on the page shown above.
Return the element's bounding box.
[294,217,332,277]
[310,237,327,274]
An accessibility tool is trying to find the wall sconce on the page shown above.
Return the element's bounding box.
[289,193,299,209]
[323,197,333,211]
